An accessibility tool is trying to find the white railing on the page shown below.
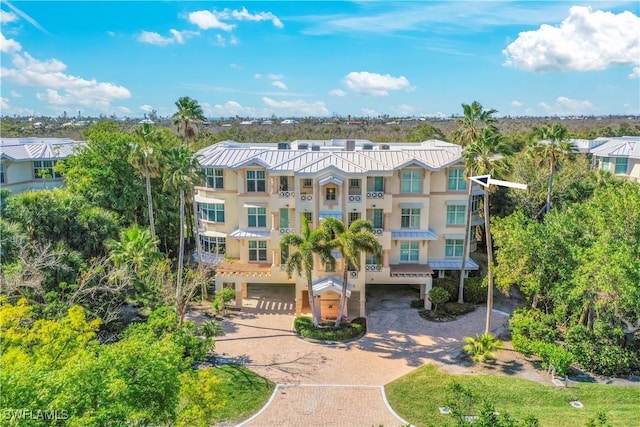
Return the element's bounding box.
[366,191,384,199]
[279,190,295,198]
[300,194,313,201]
[349,270,359,278]
[372,228,383,235]
[279,228,295,234]
[348,195,362,202]
[365,264,382,271]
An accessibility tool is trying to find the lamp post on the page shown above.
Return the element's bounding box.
[463,175,527,334]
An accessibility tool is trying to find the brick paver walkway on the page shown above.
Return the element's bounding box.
[209,286,510,426]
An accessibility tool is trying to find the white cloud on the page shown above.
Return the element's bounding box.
[503,6,640,74]
[10,90,20,98]
[262,97,329,116]
[2,51,131,113]
[0,32,22,53]
[343,71,411,96]
[139,104,154,113]
[361,108,377,117]
[0,96,34,115]
[538,96,595,116]
[271,81,288,90]
[511,100,523,107]
[169,29,199,44]
[254,73,262,79]
[215,34,226,46]
[205,100,268,117]
[137,31,174,46]
[230,6,283,28]
[0,10,17,23]
[329,89,346,97]
[188,10,235,31]
[629,67,640,79]
[0,96,9,111]
[267,73,283,80]
[229,35,238,45]
[116,106,132,114]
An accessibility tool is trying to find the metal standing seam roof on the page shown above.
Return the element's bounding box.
[312,276,351,297]
[428,258,480,270]
[195,140,464,173]
[390,229,439,240]
[589,137,640,159]
[229,229,271,239]
[1,138,85,161]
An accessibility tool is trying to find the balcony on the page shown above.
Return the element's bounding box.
[299,193,313,202]
[365,264,382,272]
[366,191,384,199]
[348,270,359,279]
[279,227,295,234]
[279,190,296,199]
[372,228,383,235]
[348,194,362,202]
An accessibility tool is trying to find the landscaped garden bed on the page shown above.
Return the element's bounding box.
[293,316,366,342]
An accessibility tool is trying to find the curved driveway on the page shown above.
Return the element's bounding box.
[212,290,509,427]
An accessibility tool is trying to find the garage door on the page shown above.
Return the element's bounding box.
[246,284,295,314]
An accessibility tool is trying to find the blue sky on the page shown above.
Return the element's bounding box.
[1,1,639,118]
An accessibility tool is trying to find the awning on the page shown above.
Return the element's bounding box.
[445,200,467,206]
[391,229,438,240]
[195,194,225,204]
[428,258,480,270]
[399,202,424,208]
[472,188,485,196]
[319,211,343,221]
[444,233,465,240]
[319,175,344,186]
[229,229,271,239]
[243,202,268,208]
[312,276,351,297]
[200,230,227,238]
[471,217,484,226]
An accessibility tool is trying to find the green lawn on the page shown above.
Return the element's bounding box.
[385,365,639,427]
[212,365,275,424]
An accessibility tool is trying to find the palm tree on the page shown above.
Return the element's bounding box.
[462,128,512,334]
[107,224,160,274]
[129,123,162,241]
[451,101,498,146]
[163,146,203,304]
[280,216,335,327]
[172,96,206,144]
[528,124,577,215]
[320,217,381,327]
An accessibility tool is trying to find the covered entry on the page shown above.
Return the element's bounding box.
[245,283,295,314]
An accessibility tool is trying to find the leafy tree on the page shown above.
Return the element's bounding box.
[280,216,334,327]
[462,128,512,332]
[528,124,578,215]
[407,123,446,142]
[130,123,163,240]
[163,146,203,307]
[451,100,498,146]
[320,217,380,327]
[176,369,226,427]
[173,96,206,144]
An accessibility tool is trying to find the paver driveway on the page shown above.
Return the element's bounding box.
[211,286,509,426]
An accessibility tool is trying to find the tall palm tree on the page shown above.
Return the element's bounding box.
[280,216,334,327]
[528,124,577,215]
[462,128,512,334]
[107,224,160,274]
[452,101,498,146]
[172,96,206,144]
[163,146,203,304]
[129,123,162,241]
[320,217,380,327]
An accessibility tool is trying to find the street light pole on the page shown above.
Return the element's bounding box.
[468,175,527,334]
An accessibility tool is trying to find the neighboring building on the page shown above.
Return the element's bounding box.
[587,136,640,182]
[0,137,85,193]
[194,139,481,319]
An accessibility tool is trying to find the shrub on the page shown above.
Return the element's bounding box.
[433,278,459,302]
[532,341,574,377]
[410,299,424,308]
[463,333,504,363]
[212,287,236,316]
[509,309,558,343]
[429,287,450,314]
[464,277,487,304]
[443,302,476,316]
[293,316,366,341]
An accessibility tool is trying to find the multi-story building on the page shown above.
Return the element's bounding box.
[194,139,481,319]
[0,137,85,193]
[587,136,640,182]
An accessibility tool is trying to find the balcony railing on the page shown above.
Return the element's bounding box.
[279,227,295,234]
[349,270,359,278]
[372,228,383,235]
[279,190,295,198]
[348,195,362,202]
[366,191,384,199]
[300,194,313,202]
[365,264,382,271]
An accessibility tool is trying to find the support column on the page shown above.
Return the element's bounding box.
[271,249,277,267]
[383,250,389,268]
[295,288,303,316]
[423,276,433,310]
[359,288,366,318]
[384,213,391,231]
[271,212,278,231]
[235,282,247,307]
